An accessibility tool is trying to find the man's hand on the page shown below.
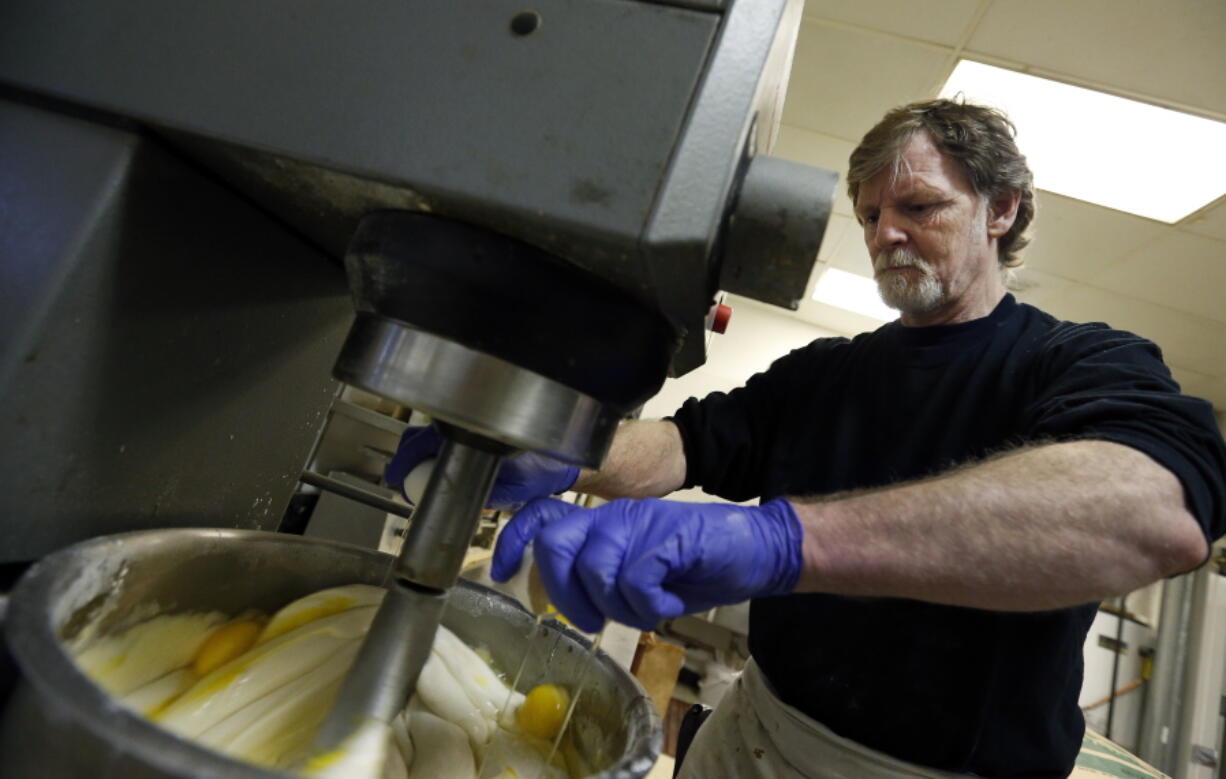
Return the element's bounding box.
[385,425,579,510]
[491,497,803,632]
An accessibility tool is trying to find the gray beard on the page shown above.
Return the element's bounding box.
[874,248,945,315]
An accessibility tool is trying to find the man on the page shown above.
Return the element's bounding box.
[389,99,1226,777]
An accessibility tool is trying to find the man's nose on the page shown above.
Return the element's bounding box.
[875,210,908,248]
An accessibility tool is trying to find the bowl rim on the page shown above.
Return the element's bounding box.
[4,528,662,778]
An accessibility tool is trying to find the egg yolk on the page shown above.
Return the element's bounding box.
[516,683,571,741]
[192,619,264,676]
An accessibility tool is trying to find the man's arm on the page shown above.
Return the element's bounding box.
[573,419,687,500]
[794,439,1209,610]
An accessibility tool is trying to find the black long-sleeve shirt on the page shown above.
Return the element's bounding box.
[671,294,1226,777]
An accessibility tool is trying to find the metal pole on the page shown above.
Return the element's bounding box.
[312,434,503,753]
[299,470,414,519]
[1107,595,1127,740]
[1139,575,1196,772]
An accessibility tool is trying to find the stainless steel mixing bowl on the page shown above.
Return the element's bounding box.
[0,528,661,778]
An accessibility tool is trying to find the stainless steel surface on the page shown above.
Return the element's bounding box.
[306,399,407,486]
[301,471,405,552]
[0,528,661,778]
[394,437,502,590]
[299,470,412,520]
[1140,575,1196,772]
[319,436,503,750]
[0,0,829,376]
[314,582,444,753]
[334,315,620,468]
[1171,560,1226,779]
[0,98,352,564]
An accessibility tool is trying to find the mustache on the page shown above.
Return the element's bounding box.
[874,248,929,273]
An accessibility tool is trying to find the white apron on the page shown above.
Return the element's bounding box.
[676,658,968,779]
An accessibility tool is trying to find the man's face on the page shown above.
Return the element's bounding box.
[854,132,1011,326]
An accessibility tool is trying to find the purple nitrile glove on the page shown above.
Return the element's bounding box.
[385,425,580,511]
[490,497,804,633]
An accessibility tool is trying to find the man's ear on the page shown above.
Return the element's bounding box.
[986,190,1021,240]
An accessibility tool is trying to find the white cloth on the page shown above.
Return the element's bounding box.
[676,658,967,779]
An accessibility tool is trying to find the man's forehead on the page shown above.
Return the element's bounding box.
[856,134,968,208]
[855,173,945,213]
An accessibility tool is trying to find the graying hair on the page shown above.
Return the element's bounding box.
[847,98,1035,269]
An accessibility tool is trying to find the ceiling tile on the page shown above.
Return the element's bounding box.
[800,257,829,300]
[1096,231,1226,326]
[1207,381,1226,414]
[774,124,856,171]
[966,0,1226,116]
[802,0,981,48]
[1181,198,1226,243]
[1036,283,1226,380]
[1168,365,1223,409]
[817,213,854,263]
[1010,268,1075,312]
[1176,371,1226,413]
[763,2,1226,413]
[825,225,871,275]
[1022,191,1168,284]
[783,21,953,143]
[773,125,856,217]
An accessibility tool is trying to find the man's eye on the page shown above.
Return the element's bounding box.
[863,214,879,225]
[906,204,931,214]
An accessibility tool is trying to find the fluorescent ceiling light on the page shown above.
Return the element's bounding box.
[811,267,897,322]
[940,60,1226,223]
